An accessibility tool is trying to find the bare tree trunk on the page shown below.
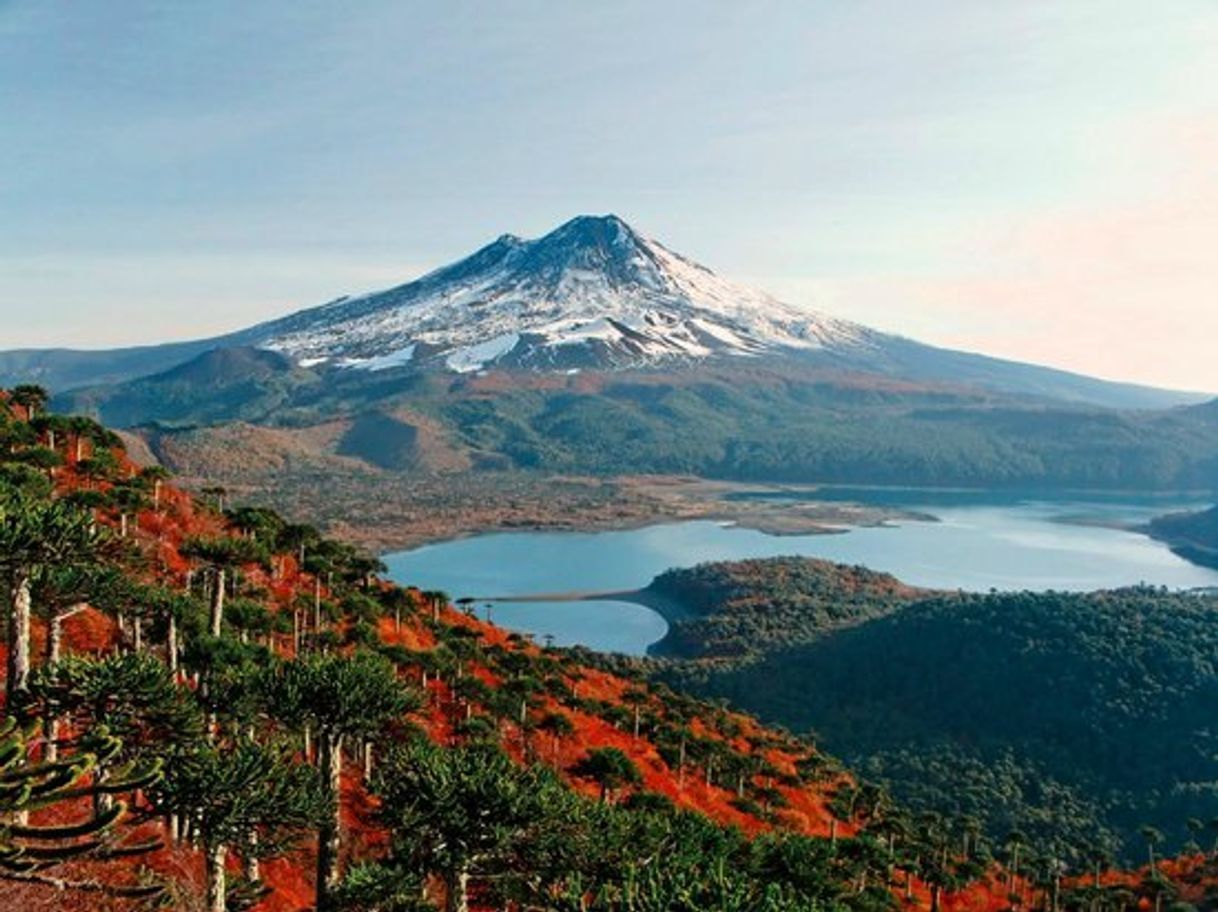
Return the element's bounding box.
[243,830,259,883]
[6,571,32,710]
[132,616,142,652]
[206,841,227,912]
[167,612,178,676]
[210,567,226,636]
[445,865,471,912]
[43,610,67,762]
[317,732,344,910]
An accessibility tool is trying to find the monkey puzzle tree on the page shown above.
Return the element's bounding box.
[572,747,642,805]
[0,717,166,900]
[265,650,420,910]
[0,488,112,711]
[31,563,130,760]
[180,535,270,637]
[537,710,575,767]
[8,385,48,421]
[27,652,202,817]
[151,738,325,912]
[373,739,565,912]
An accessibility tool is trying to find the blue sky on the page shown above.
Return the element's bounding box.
[2,1,1217,390]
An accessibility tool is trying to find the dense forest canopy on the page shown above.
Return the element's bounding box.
[644,558,1218,864]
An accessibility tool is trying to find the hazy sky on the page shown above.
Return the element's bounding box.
[2,1,1217,391]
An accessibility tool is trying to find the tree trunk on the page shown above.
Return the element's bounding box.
[6,571,32,710]
[445,864,471,912]
[132,616,142,652]
[930,885,941,912]
[243,830,259,883]
[210,567,226,636]
[167,612,178,676]
[206,840,227,912]
[93,762,113,816]
[313,577,322,633]
[317,731,344,910]
[43,610,67,762]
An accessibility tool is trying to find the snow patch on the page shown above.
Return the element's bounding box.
[349,345,416,371]
[446,333,520,373]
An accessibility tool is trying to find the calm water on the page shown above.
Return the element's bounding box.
[383,494,1218,656]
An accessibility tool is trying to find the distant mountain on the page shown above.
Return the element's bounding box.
[1,214,1207,409]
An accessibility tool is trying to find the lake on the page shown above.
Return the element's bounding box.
[383,492,1218,655]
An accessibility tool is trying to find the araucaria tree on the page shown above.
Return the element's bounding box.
[151,739,324,912]
[0,488,112,710]
[266,650,420,910]
[371,739,567,912]
[181,535,269,637]
[0,716,166,900]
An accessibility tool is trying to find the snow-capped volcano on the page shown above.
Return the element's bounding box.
[5,213,1200,410]
[256,215,875,373]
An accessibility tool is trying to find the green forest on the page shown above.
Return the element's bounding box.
[63,356,1218,491]
[632,558,1218,864]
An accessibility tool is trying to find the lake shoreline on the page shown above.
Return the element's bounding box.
[368,476,937,555]
[384,496,1218,655]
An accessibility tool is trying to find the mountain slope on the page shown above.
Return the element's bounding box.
[3,214,1206,408]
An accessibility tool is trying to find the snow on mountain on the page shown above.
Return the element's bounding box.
[256,215,876,373]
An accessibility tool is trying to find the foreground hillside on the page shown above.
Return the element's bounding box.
[616,558,1218,864]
